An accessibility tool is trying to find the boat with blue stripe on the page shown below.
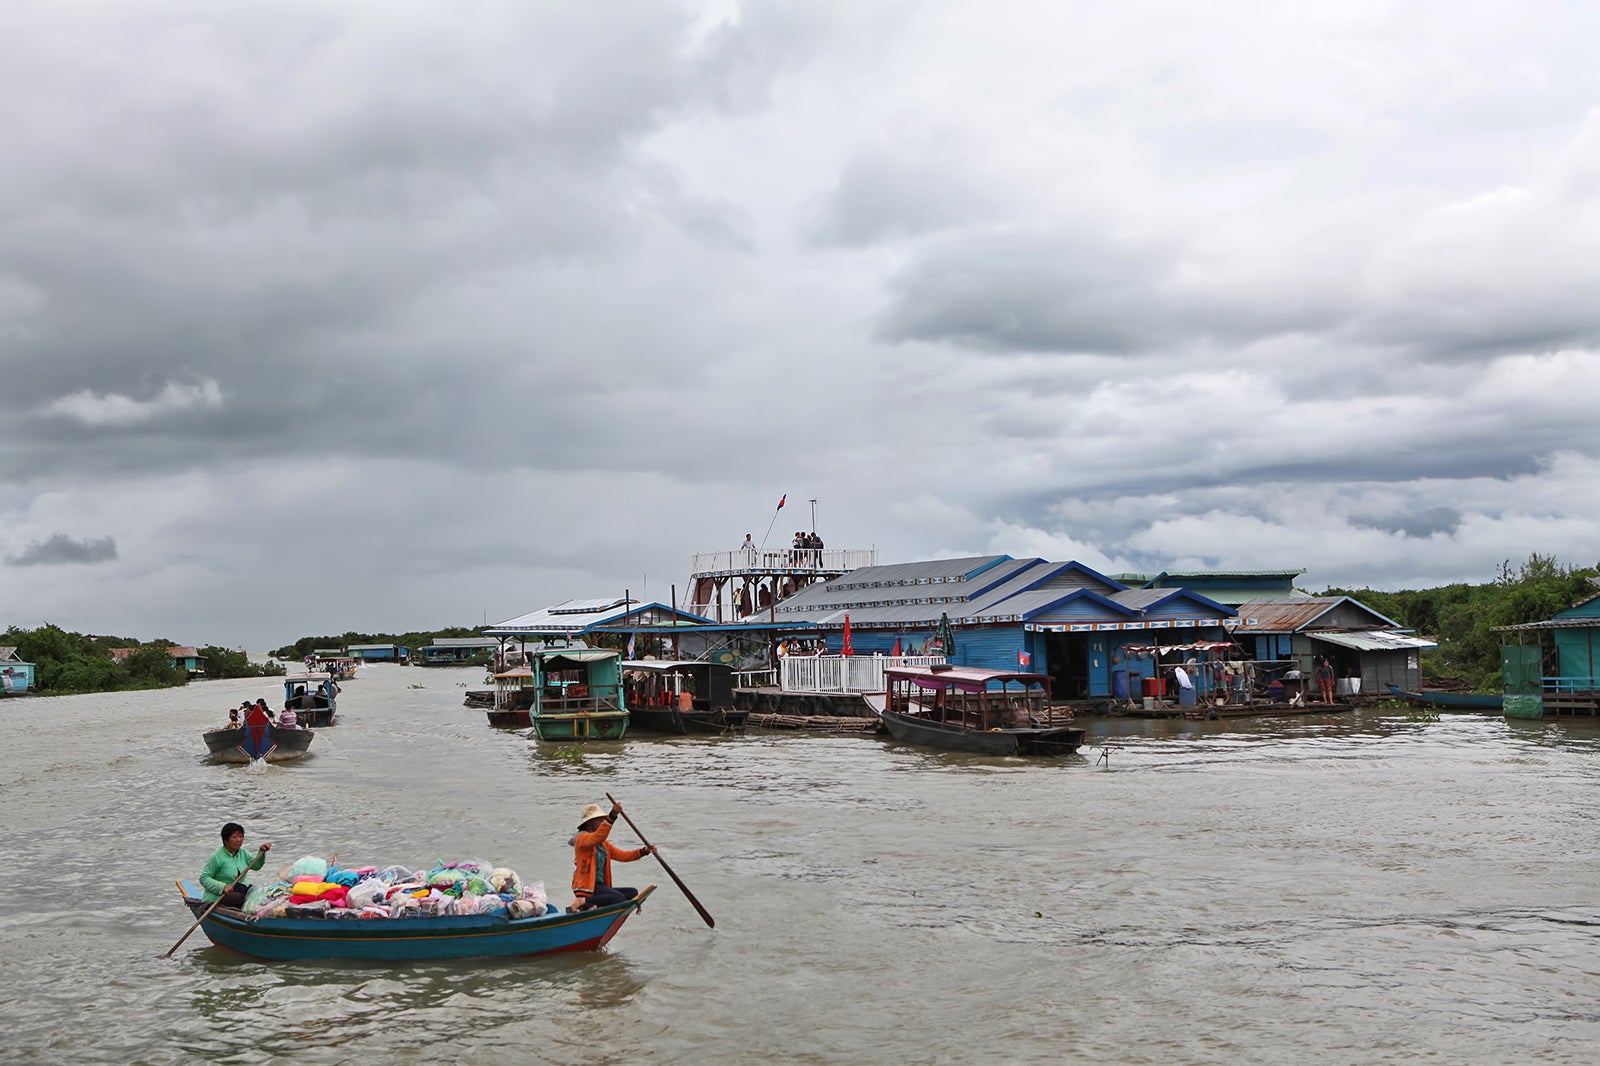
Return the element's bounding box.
[175,879,656,961]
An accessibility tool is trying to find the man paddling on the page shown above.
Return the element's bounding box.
[569,801,653,912]
[199,822,272,908]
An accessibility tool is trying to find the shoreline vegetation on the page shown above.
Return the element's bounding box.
[5,554,1593,698]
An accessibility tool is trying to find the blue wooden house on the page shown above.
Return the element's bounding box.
[764,555,1237,700]
[0,647,36,694]
[1494,580,1600,718]
[348,643,409,662]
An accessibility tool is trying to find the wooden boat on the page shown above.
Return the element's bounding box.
[174,880,656,961]
[485,666,534,728]
[621,660,748,733]
[203,704,315,763]
[308,655,360,681]
[283,672,339,727]
[876,665,1085,755]
[527,646,630,741]
[1386,684,1504,711]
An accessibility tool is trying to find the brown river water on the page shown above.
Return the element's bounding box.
[2,662,1599,1064]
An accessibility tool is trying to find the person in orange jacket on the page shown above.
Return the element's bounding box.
[569,801,653,911]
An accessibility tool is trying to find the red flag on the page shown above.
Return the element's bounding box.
[1018,650,1031,667]
[891,637,902,657]
[841,614,853,656]
[777,494,786,509]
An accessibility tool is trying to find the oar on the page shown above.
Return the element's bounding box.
[605,792,714,929]
[163,847,268,958]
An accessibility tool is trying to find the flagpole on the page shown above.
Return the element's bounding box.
[759,495,786,551]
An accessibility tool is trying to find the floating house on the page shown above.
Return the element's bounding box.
[1228,597,1434,695]
[1121,569,1308,606]
[415,638,499,666]
[109,645,206,678]
[762,555,1237,700]
[1493,580,1600,718]
[484,597,714,659]
[347,643,409,662]
[0,647,36,694]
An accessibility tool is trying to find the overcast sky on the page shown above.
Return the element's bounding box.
[5,1,1600,649]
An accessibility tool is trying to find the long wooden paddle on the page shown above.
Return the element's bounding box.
[163,847,267,958]
[605,792,714,928]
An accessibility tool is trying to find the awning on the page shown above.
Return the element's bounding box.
[1309,631,1436,652]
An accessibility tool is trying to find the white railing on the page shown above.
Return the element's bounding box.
[781,655,946,694]
[690,547,877,576]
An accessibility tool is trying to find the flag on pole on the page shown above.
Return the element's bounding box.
[1018,650,1031,667]
[626,633,636,659]
[777,494,787,510]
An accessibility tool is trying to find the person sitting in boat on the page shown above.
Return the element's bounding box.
[226,706,241,729]
[199,822,272,908]
[279,703,298,729]
[569,802,654,912]
[255,697,275,721]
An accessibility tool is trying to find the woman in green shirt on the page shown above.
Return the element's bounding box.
[199,822,272,906]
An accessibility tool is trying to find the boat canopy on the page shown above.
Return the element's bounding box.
[885,666,1049,694]
[535,648,620,671]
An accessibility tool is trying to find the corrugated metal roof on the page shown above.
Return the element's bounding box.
[1154,569,1307,579]
[488,600,711,636]
[1311,630,1436,652]
[772,557,1034,619]
[1230,598,1346,632]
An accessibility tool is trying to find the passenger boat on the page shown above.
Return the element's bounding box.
[622,660,749,733]
[202,704,315,763]
[1386,684,1504,711]
[309,655,360,681]
[526,646,630,741]
[173,880,656,961]
[485,667,534,728]
[283,672,339,727]
[872,664,1085,755]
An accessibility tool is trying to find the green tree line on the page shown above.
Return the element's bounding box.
[271,626,490,661]
[1327,552,1599,691]
[3,624,285,695]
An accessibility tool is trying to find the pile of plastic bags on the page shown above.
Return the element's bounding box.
[242,855,548,921]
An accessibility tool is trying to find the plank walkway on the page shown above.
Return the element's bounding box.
[747,712,883,732]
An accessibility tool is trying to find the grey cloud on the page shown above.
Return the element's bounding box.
[809,150,994,247]
[6,533,119,566]
[1350,508,1464,539]
[874,229,1341,355]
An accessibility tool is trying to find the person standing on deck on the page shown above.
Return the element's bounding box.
[199,822,272,907]
[569,802,653,911]
[741,533,756,563]
[1317,659,1337,704]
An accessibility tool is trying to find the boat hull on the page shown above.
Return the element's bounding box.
[486,709,532,728]
[1386,685,1504,710]
[202,725,315,763]
[880,709,1084,756]
[628,707,749,734]
[178,884,655,961]
[530,711,630,741]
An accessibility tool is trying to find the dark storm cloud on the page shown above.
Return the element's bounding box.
[6,533,118,567]
[0,3,834,486]
[1350,508,1464,540]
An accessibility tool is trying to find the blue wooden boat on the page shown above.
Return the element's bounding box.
[174,880,656,961]
[284,672,339,727]
[1386,684,1504,711]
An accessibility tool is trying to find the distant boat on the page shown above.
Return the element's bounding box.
[622,660,748,734]
[203,704,314,763]
[873,665,1085,756]
[174,880,655,961]
[283,673,339,727]
[1386,684,1504,711]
